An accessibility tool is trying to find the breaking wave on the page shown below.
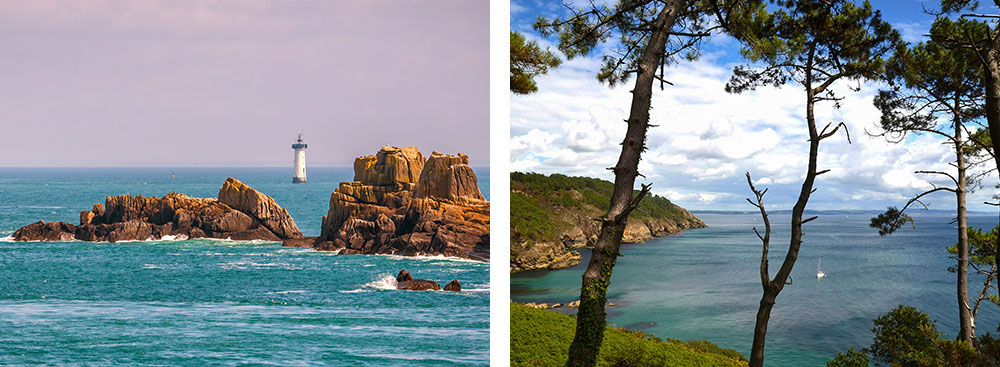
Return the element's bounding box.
[340,274,398,293]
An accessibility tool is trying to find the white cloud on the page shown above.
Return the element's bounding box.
[659,190,732,203]
[511,51,999,211]
[511,128,560,158]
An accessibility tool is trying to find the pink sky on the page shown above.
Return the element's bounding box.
[0,0,488,167]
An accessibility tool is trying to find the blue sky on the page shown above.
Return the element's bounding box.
[511,0,1000,212]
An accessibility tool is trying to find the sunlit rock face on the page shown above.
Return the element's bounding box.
[314,146,489,261]
[13,178,301,242]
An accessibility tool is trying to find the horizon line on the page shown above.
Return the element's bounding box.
[0,165,492,169]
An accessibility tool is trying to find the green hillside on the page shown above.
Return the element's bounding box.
[511,172,696,243]
[511,302,748,366]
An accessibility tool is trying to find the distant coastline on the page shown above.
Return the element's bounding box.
[690,209,996,215]
[510,172,704,273]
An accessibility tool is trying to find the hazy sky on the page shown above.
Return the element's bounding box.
[0,0,489,167]
[512,0,1000,211]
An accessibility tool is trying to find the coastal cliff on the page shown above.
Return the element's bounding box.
[510,172,705,273]
[304,146,490,261]
[13,177,302,242]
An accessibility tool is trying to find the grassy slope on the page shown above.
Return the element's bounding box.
[511,302,748,367]
[511,172,696,243]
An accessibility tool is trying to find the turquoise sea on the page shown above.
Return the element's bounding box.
[512,212,1000,366]
[0,167,490,366]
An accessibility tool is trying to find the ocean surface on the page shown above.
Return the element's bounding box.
[512,212,1000,366]
[0,167,490,366]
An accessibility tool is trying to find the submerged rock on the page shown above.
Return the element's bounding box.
[523,302,559,309]
[396,279,440,291]
[13,177,300,243]
[281,237,316,248]
[443,279,461,292]
[310,146,489,261]
[394,269,440,291]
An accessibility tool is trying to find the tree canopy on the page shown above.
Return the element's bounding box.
[510,31,562,94]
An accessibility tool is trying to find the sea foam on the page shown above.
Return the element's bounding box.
[341,274,398,293]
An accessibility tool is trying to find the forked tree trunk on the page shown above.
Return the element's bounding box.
[565,1,686,366]
[749,57,822,367]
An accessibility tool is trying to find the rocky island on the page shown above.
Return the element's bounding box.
[12,177,302,242]
[284,146,490,262]
[510,172,705,272]
[394,269,462,291]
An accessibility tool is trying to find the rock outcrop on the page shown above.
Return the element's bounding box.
[13,178,302,243]
[394,269,441,291]
[304,146,489,261]
[218,177,303,239]
[443,280,462,292]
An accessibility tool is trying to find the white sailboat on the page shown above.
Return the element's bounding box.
[816,257,826,278]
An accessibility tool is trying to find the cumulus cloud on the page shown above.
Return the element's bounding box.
[511,51,998,211]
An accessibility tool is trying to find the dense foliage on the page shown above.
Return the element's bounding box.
[511,172,692,242]
[826,347,869,367]
[510,31,562,94]
[829,305,1000,366]
[510,302,747,366]
[510,190,558,242]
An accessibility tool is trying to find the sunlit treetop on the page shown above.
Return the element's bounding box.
[534,0,769,87]
[726,0,900,102]
[510,31,563,95]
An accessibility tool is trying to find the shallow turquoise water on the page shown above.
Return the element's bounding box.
[0,167,490,365]
[512,212,1000,366]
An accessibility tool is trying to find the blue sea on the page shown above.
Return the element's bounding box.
[0,167,490,366]
[512,212,1000,366]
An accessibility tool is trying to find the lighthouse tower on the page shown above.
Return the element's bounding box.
[291,132,307,184]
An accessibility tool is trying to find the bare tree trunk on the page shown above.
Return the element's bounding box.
[956,111,974,344]
[749,59,822,367]
[565,1,685,366]
[983,40,1000,307]
[749,289,777,365]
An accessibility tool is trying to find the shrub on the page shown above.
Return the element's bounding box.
[826,347,869,367]
[868,305,943,366]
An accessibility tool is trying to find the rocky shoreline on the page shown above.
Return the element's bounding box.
[510,217,705,273]
[510,172,705,273]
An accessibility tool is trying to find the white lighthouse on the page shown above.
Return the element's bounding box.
[292,132,307,183]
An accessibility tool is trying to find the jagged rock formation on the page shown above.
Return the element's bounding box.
[305,146,489,261]
[13,178,302,242]
[510,172,705,273]
[218,177,303,239]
